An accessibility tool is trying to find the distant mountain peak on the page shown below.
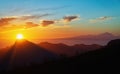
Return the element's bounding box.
[15,39,29,44]
[99,32,114,36]
[15,39,33,46]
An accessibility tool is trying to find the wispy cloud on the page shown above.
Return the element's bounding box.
[89,16,112,23]
[28,5,69,12]
[63,15,79,23]
[19,14,52,20]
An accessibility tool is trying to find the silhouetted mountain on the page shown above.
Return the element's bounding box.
[0,39,120,73]
[0,39,58,71]
[56,32,120,40]
[107,39,120,47]
[39,42,102,56]
[39,42,75,56]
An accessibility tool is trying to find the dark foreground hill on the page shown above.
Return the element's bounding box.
[0,39,120,74]
[0,39,58,71]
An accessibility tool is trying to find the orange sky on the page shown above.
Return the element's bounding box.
[0,0,120,41]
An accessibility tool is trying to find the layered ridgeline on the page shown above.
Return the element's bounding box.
[56,32,120,40]
[39,42,102,56]
[50,32,120,45]
[0,39,120,73]
[0,39,58,70]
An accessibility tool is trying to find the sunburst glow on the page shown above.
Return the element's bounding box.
[16,34,24,39]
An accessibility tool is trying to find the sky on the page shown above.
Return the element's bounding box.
[0,0,120,40]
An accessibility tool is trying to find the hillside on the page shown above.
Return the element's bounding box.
[0,39,119,73]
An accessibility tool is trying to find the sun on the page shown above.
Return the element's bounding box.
[16,34,24,39]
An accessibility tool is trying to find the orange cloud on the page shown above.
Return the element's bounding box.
[0,14,51,27]
[0,17,16,26]
[41,20,55,27]
[0,13,51,24]
[25,22,39,28]
[0,22,39,32]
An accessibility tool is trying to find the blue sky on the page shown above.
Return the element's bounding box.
[0,0,120,36]
[1,0,120,17]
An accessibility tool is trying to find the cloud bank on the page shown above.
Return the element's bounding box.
[0,14,51,27]
[0,14,80,32]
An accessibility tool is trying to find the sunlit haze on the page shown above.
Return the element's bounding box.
[0,0,120,48]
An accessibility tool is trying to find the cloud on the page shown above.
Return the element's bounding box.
[63,15,79,23]
[0,14,79,32]
[19,14,51,20]
[28,5,69,12]
[25,22,39,28]
[0,17,16,26]
[0,14,51,27]
[90,16,112,23]
[41,20,55,27]
[0,22,40,32]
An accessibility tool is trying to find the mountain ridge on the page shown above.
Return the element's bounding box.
[54,32,120,40]
[39,42,102,56]
[0,39,120,73]
[0,39,58,70]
